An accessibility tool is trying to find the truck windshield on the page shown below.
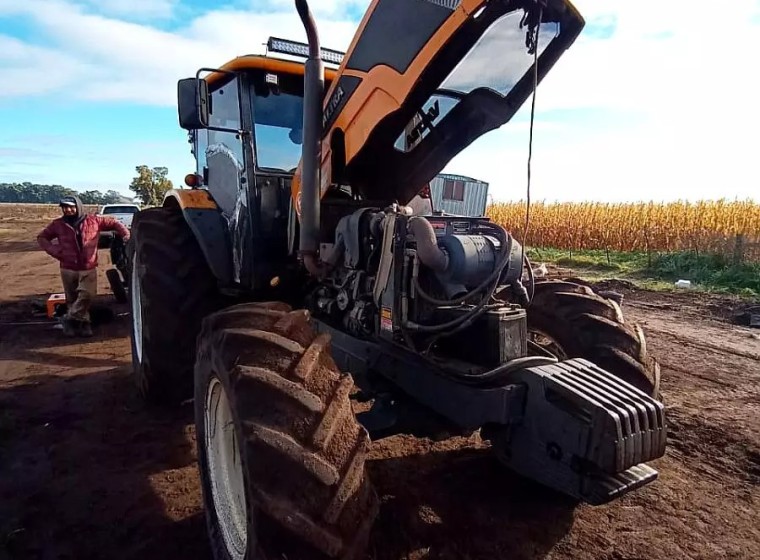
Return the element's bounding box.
[250,85,304,173]
[103,206,138,214]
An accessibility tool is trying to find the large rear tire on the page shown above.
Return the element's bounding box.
[194,302,379,560]
[526,279,661,399]
[127,206,224,405]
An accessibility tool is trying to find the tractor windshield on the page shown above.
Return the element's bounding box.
[250,78,305,173]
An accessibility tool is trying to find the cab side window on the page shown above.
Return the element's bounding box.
[200,78,245,216]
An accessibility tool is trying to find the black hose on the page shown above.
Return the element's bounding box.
[408,274,501,334]
[436,355,557,387]
[469,355,557,377]
[406,222,515,335]
[408,248,508,333]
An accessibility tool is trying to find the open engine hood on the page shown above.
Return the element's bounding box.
[320,0,584,205]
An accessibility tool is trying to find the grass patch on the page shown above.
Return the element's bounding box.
[529,248,649,273]
[529,247,760,298]
[555,256,621,272]
[648,252,760,297]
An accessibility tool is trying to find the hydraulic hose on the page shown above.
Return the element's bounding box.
[407,274,501,334]
[410,266,508,337]
[445,355,558,387]
[413,222,513,308]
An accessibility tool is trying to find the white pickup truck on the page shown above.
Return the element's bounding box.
[97,203,140,247]
[99,203,140,228]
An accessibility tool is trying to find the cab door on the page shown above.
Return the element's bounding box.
[195,74,256,287]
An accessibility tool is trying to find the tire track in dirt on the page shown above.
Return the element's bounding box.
[666,405,760,486]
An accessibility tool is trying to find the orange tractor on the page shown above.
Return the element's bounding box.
[127,1,665,557]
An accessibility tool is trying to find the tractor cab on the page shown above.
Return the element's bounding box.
[177,39,342,288]
[175,37,438,289]
[179,41,339,215]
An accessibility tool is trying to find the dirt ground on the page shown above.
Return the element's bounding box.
[1,206,759,560]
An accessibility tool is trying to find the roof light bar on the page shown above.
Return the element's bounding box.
[266,36,345,65]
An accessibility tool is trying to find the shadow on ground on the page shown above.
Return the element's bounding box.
[367,446,576,559]
[0,310,211,560]
[0,367,212,560]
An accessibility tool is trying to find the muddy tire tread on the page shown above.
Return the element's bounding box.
[528,279,661,398]
[195,302,379,560]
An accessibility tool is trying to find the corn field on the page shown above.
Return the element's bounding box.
[487,199,760,262]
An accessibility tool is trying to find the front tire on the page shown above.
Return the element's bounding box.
[106,268,127,304]
[127,206,224,405]
[194,302,379,560]
[526,279,661,399]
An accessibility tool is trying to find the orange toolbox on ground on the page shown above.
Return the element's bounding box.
[46,293,67,318]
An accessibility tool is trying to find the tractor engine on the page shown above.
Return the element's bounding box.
[305,206,386,338]
[307,204,531,371]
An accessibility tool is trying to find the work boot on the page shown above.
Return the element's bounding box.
[61,317,76,337]
[78,321,93,338]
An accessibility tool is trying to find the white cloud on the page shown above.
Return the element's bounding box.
[0,34,93,97]
[79,0,178,19]
[0,0,177,19]
[1,0,759,202]
[259,0,368,17]
[184,9,360,54]
[0,0,360,105]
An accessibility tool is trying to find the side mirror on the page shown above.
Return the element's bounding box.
[177,78,209,130]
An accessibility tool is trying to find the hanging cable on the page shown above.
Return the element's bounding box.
[520,6,542,307]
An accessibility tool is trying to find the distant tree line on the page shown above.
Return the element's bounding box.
[0,182,131,205]
[1,166,174,207]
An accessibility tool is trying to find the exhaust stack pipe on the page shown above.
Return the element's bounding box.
[295,0,325,277]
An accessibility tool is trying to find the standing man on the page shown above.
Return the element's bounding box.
[37,196,131,337]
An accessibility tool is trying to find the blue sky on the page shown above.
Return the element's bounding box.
[1,0,759,202]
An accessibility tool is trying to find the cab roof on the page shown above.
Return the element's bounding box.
[205,54,339,86]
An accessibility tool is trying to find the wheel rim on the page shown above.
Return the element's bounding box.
[131,254,143,363]
[205,377,248,560]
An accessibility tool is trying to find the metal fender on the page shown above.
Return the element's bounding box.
[162,189,233,286]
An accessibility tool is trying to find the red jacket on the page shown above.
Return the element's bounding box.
[38,214,130,271]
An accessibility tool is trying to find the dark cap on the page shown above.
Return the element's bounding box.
[59,197,77,207]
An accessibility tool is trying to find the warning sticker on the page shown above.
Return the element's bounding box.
[380,307,393,331]
[428,220,447,235]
